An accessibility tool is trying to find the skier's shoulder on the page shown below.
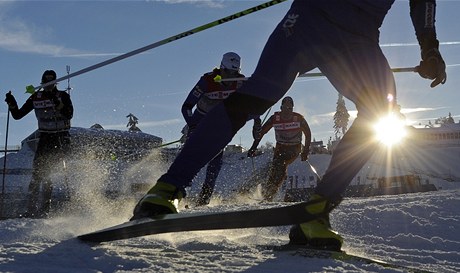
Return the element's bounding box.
[292,111,305,119]
[56,89,71,99]
[202,68,220,79]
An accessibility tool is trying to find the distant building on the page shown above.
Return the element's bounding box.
[407,122,460,147]
[225,144,245,153]
[310,140,328,154]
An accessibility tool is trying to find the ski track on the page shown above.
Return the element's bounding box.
[0,189,458,272]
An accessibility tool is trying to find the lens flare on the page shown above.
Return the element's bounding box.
[374,113,407,147]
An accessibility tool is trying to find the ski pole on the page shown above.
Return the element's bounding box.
[220,66,418,82]
[154,139,182,149]
[27,0,288,91]
[298,66,418,78]
[1,109,10,217]
[66,65,72,95]
[306,160,322,181]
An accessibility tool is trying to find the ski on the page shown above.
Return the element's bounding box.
[78,199,325,243]
[273,245,434,273]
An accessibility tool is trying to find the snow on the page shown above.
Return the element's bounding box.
[0,190,459,272]
[1,129,460,272]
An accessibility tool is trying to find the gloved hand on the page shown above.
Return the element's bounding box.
[300,148,309,161]
[52,96,63,110]
[417,48,447,88]
[5,91,17,109]
[247,139,260,158]
[247,147,257,158]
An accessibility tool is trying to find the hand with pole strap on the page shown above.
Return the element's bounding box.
[4,91,17,110]
[300,146,309,161]
[417,47,447,88]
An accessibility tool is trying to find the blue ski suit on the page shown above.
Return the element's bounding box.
[158,0,446,203]
[181,68,245,204]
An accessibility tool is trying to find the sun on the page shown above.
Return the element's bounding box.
[373,113,407,147]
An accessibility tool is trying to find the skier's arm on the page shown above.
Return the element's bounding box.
[409,0,446,87]
[300,118,312,161]
[301,118,312,151]
[58,92,73,120]
[258,115,274,139]
[247,116,269,158]
[181,79,204,125]
[9,95,34,120]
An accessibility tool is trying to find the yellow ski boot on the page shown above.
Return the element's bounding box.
[131,181,184,220]
[289,194,343,251]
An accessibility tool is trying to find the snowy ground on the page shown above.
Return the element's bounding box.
[1,134,460,272]
[0,189,459,273]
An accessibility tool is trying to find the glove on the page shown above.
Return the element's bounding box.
[300,148,309,161]
[247,147,257,158]
[5,91,17,109]
[417,48,447,88]
[247,139,260,158]
[52,96,64,110]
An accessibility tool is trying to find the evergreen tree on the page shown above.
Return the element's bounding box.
[127,113,142,132]
[435,112,455,125]
[333,94,350,140]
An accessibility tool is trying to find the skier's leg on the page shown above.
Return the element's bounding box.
[196,150,224,206]
[26,170,41,217]
[263,151,284,201]
[132,5,310,218]
[315,44,396,202]
[26,140,48,217]
[262,145,299,201]
[291,44,396,250]
[40,179,53,217]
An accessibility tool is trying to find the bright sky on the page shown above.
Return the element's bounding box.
[1,0,459,149]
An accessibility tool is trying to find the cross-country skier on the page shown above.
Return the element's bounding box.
[5,70,74,217]
[179,52,245,206]
[247,96,311,201]
[131,0,446,251]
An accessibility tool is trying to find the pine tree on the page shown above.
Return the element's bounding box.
[435,112,455,125]
[126,113,142,132]
[333,94,350,140]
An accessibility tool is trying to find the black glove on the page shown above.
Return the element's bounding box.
[52,96,63,110]
[247,147,257,158]
[247,139,260,158]
[5,91,17,109]
[417,48,447,88]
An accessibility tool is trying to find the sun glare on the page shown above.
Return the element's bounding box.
[374,114,407,147]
